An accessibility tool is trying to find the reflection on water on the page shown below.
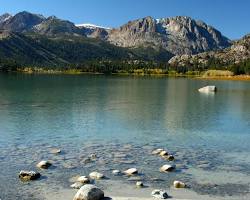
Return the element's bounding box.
[0,74,250,199]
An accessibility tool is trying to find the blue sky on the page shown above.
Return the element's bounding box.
[0,0,249,39]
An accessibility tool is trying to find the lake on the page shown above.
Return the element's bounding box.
[0,73,250,200]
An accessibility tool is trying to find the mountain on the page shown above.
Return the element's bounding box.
[107,16,231,55]
[32,16,83,36]
[168,34,250,69]
[77,23,110,39]
[0,13,12,24]
[1,11,248,74]
[0,11,231,56]
[0,31,68,69]
[0,30,173,71]
[0,11,45,32]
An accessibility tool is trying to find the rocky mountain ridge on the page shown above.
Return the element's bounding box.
[0,11,231,56]
[107,16,231,55]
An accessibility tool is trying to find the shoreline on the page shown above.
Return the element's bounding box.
[2,71,250,80]
[196,75,250,81]
[1,67,250,80]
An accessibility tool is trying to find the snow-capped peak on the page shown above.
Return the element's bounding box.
[75,23,111,30]
[3,15,12,22]
[0,13,12,23]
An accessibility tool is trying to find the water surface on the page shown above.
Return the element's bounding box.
[0,74,249,199]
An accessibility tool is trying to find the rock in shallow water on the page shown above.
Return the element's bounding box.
[124,168,138,175]
[19,170,41,181]
[167,155,175,161]
[173,181,186,188]
[151,189,169,199]
[160,164,175,172]
[90,154,97,159]
[160,151,169,157]
[36,160,52,169]
[152,149,164,155]
[112,170,121,176]
[50,148,61,154]
[136,181,144,187]
[73,184,104,200]
[89,172,104,180]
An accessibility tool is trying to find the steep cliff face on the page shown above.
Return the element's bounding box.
[168,34,250,67]
[107,16,231,55]
[107,17,158,47]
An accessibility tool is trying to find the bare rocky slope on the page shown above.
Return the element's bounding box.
[106,16,231,55]
[168,34,250,67]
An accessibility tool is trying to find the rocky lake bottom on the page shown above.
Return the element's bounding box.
[1,140,250,200]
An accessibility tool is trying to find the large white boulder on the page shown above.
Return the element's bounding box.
[73,184,104,200]
[198,86,217,93]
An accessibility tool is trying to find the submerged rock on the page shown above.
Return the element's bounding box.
[36,160,52,169]
[50,148,61,154]
[82,158,93,164]
[19,170,41,181]
[112,170,121,176]
[73,184,104,200]
[167,155,175,161]
[160,164,175,172]
[173,181,186,188]
[127,176,143,181]
[63,162,77,169]
[124,168,138,175]
[151,189,169,199]
[152,149,164,155]
[90,154,97,159]
[119,160,135,164]
[89,172,104,180]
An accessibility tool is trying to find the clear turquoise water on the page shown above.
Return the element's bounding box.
[0,74,250,199]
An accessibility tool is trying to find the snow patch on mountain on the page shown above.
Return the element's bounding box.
[76,23,111,30]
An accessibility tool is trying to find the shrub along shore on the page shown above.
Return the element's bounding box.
[3,68,247,80]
